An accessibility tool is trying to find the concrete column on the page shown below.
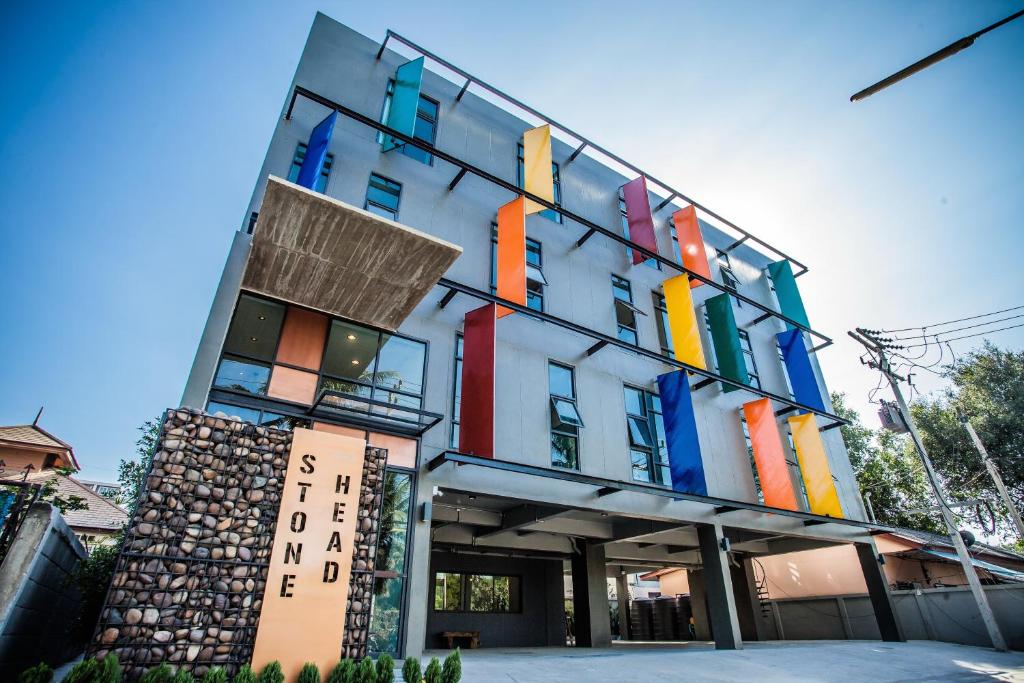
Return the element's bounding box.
[401,477,435,658]
[615,570,631,640]
[571,540,611,647]
[855,541,905,642]
[687,569,710,640]
[696,523,743,650]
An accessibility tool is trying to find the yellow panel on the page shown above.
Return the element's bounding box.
[663,274,706,370]
[788,414,844,518]
[523,124,553,214]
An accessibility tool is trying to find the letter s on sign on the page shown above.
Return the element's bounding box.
[300,453,316,474]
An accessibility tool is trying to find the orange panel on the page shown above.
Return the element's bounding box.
[742,398,798,511]
[267,365,318,405]
[275,306,329,370]
[312,423,417,469]
[496,196,526,318]
[672,206,711,288]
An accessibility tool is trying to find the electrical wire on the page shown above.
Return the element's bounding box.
[892,313,1024,341]
[877,304,1024,334]
[902,322,1024,349]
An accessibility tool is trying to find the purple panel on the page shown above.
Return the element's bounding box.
[623,176,658,265]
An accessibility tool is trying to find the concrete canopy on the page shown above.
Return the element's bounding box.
[244,176,462,331]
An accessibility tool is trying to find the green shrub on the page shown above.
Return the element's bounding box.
[65,658,100,683]
[297,663,320,683]
[440,650,460,683]
[139,663,174,683]
[257,661,284,683]
[400,657,420,683]
[422,658,441,683]
[97,654,122,683]
[201,667,227,683]
[232,665,256,683]
[375,654,394,683]
[355,659,377,683]
[172,669,195,683]
[326,659,355,683]
[18,662,53,683]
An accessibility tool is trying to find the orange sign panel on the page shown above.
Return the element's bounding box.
[672,206,710,287]
[496,196,526,318]
[742,398,798,511]
[251,428,367,680]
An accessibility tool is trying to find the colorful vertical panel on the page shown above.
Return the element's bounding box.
[663,274,706,370]
[459,304,496,459]
[705,293,747,393]
[382,57,425,152]
[276,307,329,371]
[623,177,658,265]
[656,370,708,495]
[523,124,554,214]
[296,111,337,190]
[788,413,844,517]
[767,260,810,330]
[672,206,711,287]
[496,196,526,318]
[742,399,798,511]
[777,329,826,413]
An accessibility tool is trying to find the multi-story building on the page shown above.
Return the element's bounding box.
[181,13,902,659]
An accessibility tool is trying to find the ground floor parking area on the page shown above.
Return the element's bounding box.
[426,640,1024,682]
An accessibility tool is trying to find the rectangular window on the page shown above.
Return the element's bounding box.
[786,432,811,511]
[620,190,660,270]
[669,216,682,264]
[777,340,795,400]
[433,572,463,611]
[432,572,520,613]
[287,142,334,193]
[740,414,764,504]
[715,249,740,305]
[703,309,719,373]
[624,386,670,485]
[516,142,562,223]
[653,292,673,358]
[205,401,307,431]
[369,470,414,655]
[213,356,271,395]
[215,295,287,398]
[490,225,545,312]
[612,275,642,346]
[379,80,439,165]
[450,334,463,449]
[365,174,402,221]
[738,330,761,389]
[549,361,582,470]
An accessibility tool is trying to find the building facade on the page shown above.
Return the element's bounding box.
[178,13,902,660]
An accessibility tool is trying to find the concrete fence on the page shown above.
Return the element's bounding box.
[762,584,1024,650]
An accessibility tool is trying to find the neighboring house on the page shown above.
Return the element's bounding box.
[0,421,127,551]
[77,479,121,500]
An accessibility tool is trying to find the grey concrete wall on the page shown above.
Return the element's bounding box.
[0,503,87,678]
[425,551,564,648]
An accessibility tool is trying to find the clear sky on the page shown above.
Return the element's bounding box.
[1,0,1022,483]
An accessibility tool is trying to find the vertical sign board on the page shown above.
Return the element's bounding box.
[496,197,527,318]
[382,57,425,152]
[523,125,554,214]
[767,259,810,330]
[788,414,844,518]
[252,428,367,680]
[459,304,497,459]
[705,292,748,393]
[623,177,659,265]
[777,329,826,413]
[742,398,798,511]
[296,111,337,190]
[672,206,711,287]
[663,274,706,370]
[656,370,708,496]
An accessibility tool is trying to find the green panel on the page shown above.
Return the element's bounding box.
[705,292,748,393]
[767,260,810,330]
[382,57,425,152]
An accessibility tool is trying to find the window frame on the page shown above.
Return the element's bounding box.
[489,224,546,313]
[612,275,642,346]
[450,333,463,449]
[378,79,440,165]
[739,413,764,504]
[364,172,403,221]
[431,571,522,613]
[737,329,761,389]
[549,360,582,470]
[623,385,670,486]
[715,248,740,305]
[516,142,562,223]
[287,141,334,192]
[653,292,673,358]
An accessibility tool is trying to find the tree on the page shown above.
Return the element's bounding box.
[833,393,942,533]
[116,417,161,515]
[911,343,1024,543]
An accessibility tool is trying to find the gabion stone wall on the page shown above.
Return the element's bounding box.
[90,409,388,679]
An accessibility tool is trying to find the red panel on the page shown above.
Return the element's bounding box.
[672,206,711,288]
[743,398,799,511]
[496,196,526,318]
[623,176,658,265]
[459,304,496,459]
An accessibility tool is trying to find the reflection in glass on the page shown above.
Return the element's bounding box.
[213,356,270,395]
[434,572,462,611]
[223,295,285,361]
[376,334,426,394]
[551,433,579,470]
[322,320,379,379]
[548,363,574,398]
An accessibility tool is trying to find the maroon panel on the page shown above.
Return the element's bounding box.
[459,303,496,459]
[623,176,659,265]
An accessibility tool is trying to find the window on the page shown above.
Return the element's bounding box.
[215,295,286,397]
[365,174,402,220]
[740,415,764,504]
[786,432,811,511]
[287,142,334,192]
[620,190,660,269]
[379,81,439,165]
[205,401,307,431]
[624,386,670,485]
[777,340,795,400]
[516,143,561,223]
[369,470,414,655]
[703,309,719,372]
[549,362,582,470]
[669,216,682,264]
[612,275,644,345]
[653,292,673,358]
[490,225,546,312]
[450,334,463,449]
[432,572,521,613]
[213,356,270,395]
[738,330,761,389]
[715,249,740,305]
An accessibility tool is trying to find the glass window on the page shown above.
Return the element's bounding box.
[470,574,520,612]
[786,433,811,511]
[624,386,669,485]
[322,320,379,382]
[620,190,660,270]
[548,362,574,398]
[627,415,653,448]
[369,471,414,655]
[716,248,740,305]
[516,143,562,223]
[213,356,271,395]
[205,401,307,431]
[551,397,584,429]
[376,334,426,396]
[549,361,581,470]
[206,401,261,423]
[777,341,795,399]
[287,142,334,193]
[669,216,682,264]
[365,174,402,221]
[653,292,673,358]
[223,295,286,361]
[434,572,463,611]
[490,226,545,313]
[379,80,438,165]
[738,330,760,389]
[451,334,463,449]
[740,415,764,504]
[612,275,639,345]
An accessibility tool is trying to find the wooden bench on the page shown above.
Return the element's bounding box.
[441,630,480,649]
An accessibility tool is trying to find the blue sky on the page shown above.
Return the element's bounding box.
[1,1,1022,482]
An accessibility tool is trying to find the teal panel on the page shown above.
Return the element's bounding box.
[767,260,810,330]
[705,292,747,393]
[382,57,425,152]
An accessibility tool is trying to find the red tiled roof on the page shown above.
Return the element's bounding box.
[22,471,128,532]
[0,423,80,470]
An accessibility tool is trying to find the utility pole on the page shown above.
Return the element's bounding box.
[959,413,1024,541]
[850,329,1008,652]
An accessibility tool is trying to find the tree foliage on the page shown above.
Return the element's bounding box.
[117,417,162,514]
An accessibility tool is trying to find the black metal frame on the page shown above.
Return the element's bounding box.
[282,85,833,349]
[376,29,811,276]
[310,389,444,436]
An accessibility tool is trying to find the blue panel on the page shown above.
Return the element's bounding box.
[296,111,337,190]
[383,57,425,152]
[656,370,708,496]
[777,329,826,413]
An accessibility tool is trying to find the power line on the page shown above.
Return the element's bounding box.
[902,322,1024,349]
[876,304,1024,334]
[893,313,1024,341]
